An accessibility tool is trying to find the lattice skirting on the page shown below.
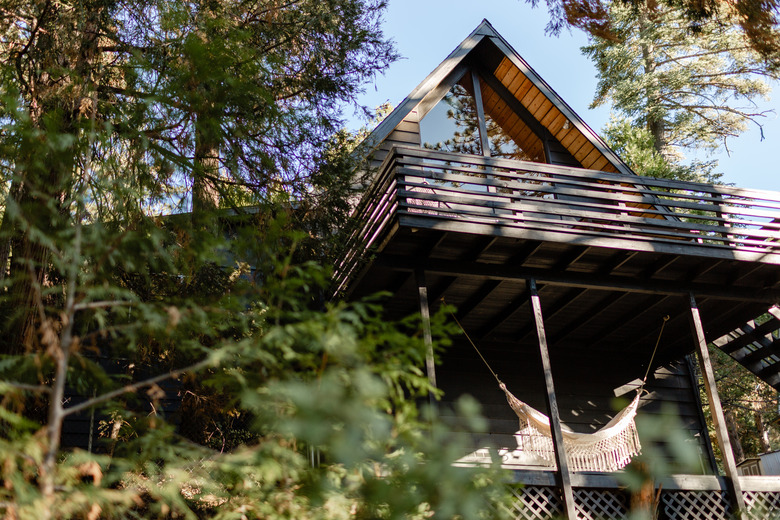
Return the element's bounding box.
[661,490,780,520]
[503,485,627,520]
[744,491,780,520]
[503,485,563,520]
[573,489,628,520]
[502,485,780,519]
[660,490,732,520]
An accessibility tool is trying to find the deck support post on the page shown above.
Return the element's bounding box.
[688,293,747,519]
[528,277,577,520]
[415,269,438,407]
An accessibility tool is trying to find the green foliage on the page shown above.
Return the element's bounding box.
[582,0,777,178]
[525,0,780,71]
[0,2,509,518]
[602,118,720,182]
[0,195,508,518]
[702,345,780,462]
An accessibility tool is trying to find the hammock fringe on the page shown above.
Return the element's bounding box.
[501,383,642,472]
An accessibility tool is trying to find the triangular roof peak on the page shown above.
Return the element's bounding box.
[364,20,633,176]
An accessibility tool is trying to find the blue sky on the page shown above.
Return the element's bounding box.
[351,0,780,191]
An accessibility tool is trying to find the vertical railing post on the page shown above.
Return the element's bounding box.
[528,278,577,520]
[689,293,747,519]
[416,269,438,408]
[709,191,731,245]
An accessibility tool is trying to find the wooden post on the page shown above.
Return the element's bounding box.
[416,269,438,407]
[528,278,577,520]
[471,72,491,158]
[628,461,656,519]
[688,293,747,519]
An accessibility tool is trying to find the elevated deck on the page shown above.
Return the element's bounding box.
[334,146,780,518]
[338,146,780,291]
[336,146,780,367]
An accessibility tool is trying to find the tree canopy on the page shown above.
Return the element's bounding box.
[528,0,780,71]
[0,0,397,350]
[0,2,508,518]
[579,0,777,180]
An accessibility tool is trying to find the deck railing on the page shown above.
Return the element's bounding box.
[334,146,780,294]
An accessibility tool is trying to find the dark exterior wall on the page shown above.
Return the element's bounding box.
[546,137,582,168]
[61,366,182,453]
[368,113,421,172]
[436,337,715,473]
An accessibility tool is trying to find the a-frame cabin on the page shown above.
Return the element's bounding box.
[334,20,780,520]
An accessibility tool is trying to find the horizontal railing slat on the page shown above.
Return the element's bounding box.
[333,147,780,292]
[397,200,777,253]
[403,168,780,223]
[395,146,780,201]
[398,182,780,241]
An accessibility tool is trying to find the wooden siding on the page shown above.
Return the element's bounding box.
[438,345,714,472]
[546,139,581,168]
[368,113,421,171]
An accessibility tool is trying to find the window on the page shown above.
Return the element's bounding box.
[419,73,483,156]
[419,70,546,163]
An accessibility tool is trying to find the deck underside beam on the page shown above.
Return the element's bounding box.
[375,254,780,303]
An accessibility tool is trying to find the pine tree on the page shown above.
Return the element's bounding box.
[0,3,511,518]
[526,0,780,70]
[582,0,777,179]
[0,0,397,354]
[580,0,780,462]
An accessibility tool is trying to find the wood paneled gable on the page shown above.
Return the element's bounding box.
[360,19,631,176]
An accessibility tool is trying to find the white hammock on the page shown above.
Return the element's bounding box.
[500,383,642,472]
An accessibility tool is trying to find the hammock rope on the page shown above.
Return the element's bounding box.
[443,299,669,472]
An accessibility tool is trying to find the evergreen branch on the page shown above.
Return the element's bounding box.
[667,80,766,93]
[2,381,51,393]
[658,93,769,117]
[654,47,756,68]
[241,0,305,26]
[97,85,189,111]
[61,358,214,418]
[72,300,135,311]
[688,69,778,80]
[12,0,51,95]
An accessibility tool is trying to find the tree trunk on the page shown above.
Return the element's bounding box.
[638,4,667,156]
[190,22,221,228]
[0,1,101,354]
[724,408,746,463]
[629,461,658,520]
[648,118,666,155]
[754,407,771,453]
[0,178,23,283]
[192,110,221,225]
